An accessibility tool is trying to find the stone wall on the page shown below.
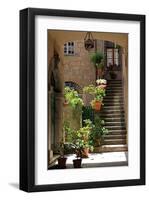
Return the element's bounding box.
[63,40,97,89]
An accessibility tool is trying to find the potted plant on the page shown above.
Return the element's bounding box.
[90,116,109,146]
[109,71,117,79]
[96,79,107,89]
[73,154,82,168]
[63,86,84,110]
[90,52,104,79]
[109,65,117,79]
[83,85,106,111]
[57,141,67,169]
[73,119,94,158]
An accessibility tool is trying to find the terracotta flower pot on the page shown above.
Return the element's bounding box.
[92,101,102,111]
[73,158,82,168]
[58,157,67,169]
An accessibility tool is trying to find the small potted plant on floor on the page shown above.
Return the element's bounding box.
[57,141,68,169]
[90,52,104,79]
[72,144,82,168]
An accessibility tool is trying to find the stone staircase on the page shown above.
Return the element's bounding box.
[94,80,128,153]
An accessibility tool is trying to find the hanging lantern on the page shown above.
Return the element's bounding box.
[84,32,94,51]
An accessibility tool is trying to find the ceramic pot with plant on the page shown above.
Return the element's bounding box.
[63,86,84,111]
[83,85,106,111]
[73,157,82,168]
[90,52,104,79]
[73,119,94,159]
[57,141,67,169]
[91,99,102,111]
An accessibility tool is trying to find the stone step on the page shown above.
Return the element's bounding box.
[103,102,124,106]
[104,96,123,99]
[106,92,123,96]
[99,113,125,118]
[107,80,122,83]
[94,144,128,153]
[106,86,123,91]
[104,118,125,122]
[107,84,122,87]
[103,138,126,145]
[104,126,126,130]
[103,106,124,110]
[103,98,123,102]
[108,80,122,83]
[105,122,126,126]
[104,134,126,139]
[107,130,127,135]
[105,94,123,97]
[106,91,123,94]
[100,110,125,114]
[106,89,123,92]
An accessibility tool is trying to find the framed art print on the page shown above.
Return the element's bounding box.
[20,8,145,192]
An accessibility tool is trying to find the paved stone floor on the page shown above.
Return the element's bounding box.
[55,152,128,169]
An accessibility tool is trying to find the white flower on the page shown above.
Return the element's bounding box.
[96,79,107,84]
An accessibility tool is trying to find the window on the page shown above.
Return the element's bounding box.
[106,48,120,67]
[64,42,75,55]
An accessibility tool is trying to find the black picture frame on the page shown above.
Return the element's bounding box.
[20,8,146,192]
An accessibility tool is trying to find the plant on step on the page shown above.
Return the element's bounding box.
[90,52,104,79]
[90,116,109,146]
[64,86,84,110]
[108,65,117,79]
[83,85,106,111]
[96,79,107,89]
[72,119,94,158]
